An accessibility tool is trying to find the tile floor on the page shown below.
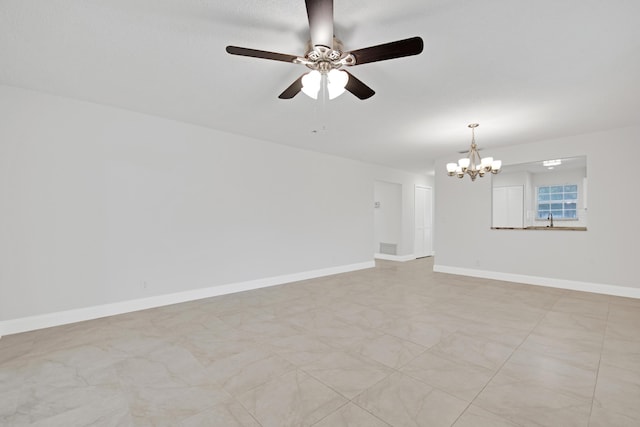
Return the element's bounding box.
[1,257,640,426]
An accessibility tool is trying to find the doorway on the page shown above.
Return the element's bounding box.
[374,181,402,256]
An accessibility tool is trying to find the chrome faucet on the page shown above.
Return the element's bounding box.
[547,213,554,227]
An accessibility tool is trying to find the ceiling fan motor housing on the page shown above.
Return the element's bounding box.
[299,39,355,72]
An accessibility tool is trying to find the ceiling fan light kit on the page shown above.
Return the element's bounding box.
[300,68,349,100]
[225,0,424,100]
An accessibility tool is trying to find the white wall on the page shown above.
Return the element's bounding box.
[373,181,402,254]
[434,125,640,295]
[0,85,376,329]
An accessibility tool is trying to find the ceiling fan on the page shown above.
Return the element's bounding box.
[225,0,424,100]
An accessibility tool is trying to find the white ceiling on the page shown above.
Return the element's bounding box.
[2,0,639,174]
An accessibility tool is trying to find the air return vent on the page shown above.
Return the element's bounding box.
[379,243,398,255]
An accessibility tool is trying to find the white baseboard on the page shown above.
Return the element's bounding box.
[374,253,418,262]
[433,264,640,299]
[0,260,375,337]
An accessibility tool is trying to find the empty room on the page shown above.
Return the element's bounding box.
[1,0,639,426]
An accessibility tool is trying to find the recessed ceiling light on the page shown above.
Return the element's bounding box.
[543,159,562,167]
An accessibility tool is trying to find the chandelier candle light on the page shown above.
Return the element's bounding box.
[446,123,502,181]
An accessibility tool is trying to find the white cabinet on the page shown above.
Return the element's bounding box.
[493,185,524,228]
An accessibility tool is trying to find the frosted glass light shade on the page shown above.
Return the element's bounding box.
[491,160,502,170]
[327,69,348,100]
[481,157,493,168]
[446,163,458,173]
[458,158,470,169]
[301,70,321,99]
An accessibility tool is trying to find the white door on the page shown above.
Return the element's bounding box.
[414,186,433,257]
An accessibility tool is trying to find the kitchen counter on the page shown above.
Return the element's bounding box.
[492,226,587,231]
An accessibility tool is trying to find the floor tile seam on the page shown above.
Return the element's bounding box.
[345,368,404,401]
[307,400,351,427]
[322,346,401,374]
[470,398,593,427]
[227,366,316,422]
[459,303,553,425]
[390,344,430,372]
[472,368,597,403]
[470,328,593,425]
[512,349,604,381]
[377,319,463,352]
[391,366,477,408]
[451,404,524,427]
[297,362,396,402]
[114,371,228,402]
[588,301,611,423]
[225,391,266,427]
[297,326,381,351]
[531,326,608,342]
[398,333,445,354]
[165,390,241,424]
[218,359,299,399]
[421,345,514,376]
[405,370,506,427]
[337,333,429,368]
[467,392,591,427]
[313,400,393,427]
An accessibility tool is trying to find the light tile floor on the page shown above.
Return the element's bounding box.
[1,258,640,426]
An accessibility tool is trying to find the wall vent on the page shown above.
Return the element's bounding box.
[379,242,398,255]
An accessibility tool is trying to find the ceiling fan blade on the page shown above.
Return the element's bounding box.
[348,36,424,66]
[305,0,334,48]
[226,46,299,63]
[344,71,375,100]
[278,75,304,99]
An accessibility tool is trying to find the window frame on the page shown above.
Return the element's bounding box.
[536,184,578,221]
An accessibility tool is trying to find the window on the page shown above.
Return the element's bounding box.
[537,184,578,220]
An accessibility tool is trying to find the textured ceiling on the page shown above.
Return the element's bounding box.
[2,0,639,174]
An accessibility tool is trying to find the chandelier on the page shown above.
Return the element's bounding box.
[446,124,502,181]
